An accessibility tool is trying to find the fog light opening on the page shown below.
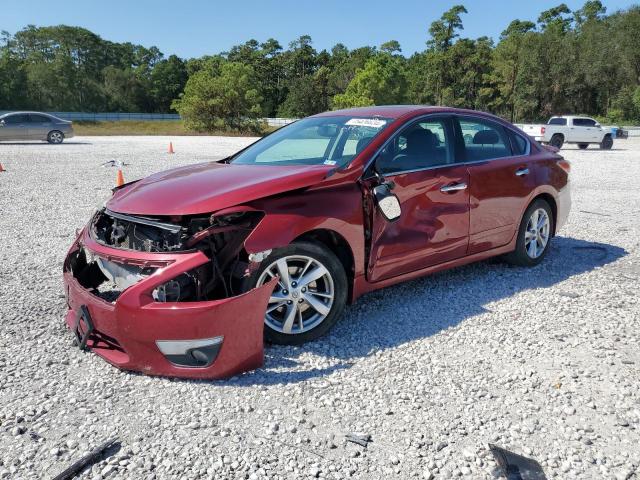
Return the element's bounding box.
[156,337,223,368]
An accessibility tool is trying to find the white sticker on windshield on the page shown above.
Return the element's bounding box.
[323,160,337,165]
[345,118,387,128]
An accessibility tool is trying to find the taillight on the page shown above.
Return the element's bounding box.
[541,127,546,135]
[558,159,571,173]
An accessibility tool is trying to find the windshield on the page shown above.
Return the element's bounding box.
[231,116,392,167]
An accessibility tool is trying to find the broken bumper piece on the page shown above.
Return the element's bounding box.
[63,231,276,379]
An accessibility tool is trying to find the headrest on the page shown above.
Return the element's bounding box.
[473,129,500,145]
[406,129,437,153]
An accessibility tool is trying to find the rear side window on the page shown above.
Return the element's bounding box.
[548,118,567,126]
[573,118,596,127]
[29,114,51,123]
[456,117,512,162]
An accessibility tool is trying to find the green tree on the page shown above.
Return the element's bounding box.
[333,54,407,108]
[172,62,263,132]
[150,55,188,112]
[380,40,402,55]
[428,5,468,51]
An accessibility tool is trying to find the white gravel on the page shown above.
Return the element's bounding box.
[0,135,639,479]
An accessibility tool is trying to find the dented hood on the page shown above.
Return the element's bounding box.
[107,161,332,216]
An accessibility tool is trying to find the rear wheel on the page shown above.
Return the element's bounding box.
[549,134,564,149]
[244,242,347,345]
[578,143,589,150]
[600,135,613,150]
[47,130,64,144]
[504,199,554,267]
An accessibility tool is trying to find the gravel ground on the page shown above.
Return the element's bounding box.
[0,136,639,480]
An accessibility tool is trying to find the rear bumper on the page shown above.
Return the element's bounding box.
[556,183,571,233]
[63,231,275,379]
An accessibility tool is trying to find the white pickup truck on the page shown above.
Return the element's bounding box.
[517,116,613,150]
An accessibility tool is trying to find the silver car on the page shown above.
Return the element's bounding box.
[0,112,74,144]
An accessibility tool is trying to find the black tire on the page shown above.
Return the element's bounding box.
[578,143,589,150]
[549,134,564,149]
[47,130,64,144]
[504,199,554,267]
[600,135,613,150]
[243,241,347,345]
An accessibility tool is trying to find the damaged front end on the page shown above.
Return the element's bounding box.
[87,207,265,302]
[63,206,277,379]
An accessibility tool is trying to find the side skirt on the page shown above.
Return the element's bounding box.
[351,239,517,302]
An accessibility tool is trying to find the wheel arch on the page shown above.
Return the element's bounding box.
[293,229,356,302]
[528,192,558,236]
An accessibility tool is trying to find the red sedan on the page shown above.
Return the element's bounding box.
[63,106,571,378]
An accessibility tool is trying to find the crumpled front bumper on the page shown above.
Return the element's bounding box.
[63,230,275,379]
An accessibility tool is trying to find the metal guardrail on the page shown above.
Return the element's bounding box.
[0,111,299,125]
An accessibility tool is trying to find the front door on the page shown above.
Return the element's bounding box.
[367,116,470,283]
[0,114,30,141]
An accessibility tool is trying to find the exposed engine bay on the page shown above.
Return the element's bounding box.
[66,208,264,303]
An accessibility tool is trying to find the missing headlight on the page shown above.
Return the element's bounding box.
[152,273,197,302]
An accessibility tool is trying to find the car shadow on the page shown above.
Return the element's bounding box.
[232,235,626,386]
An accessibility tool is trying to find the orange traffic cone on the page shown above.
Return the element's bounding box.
[168,142,174,154]
[0,163,5,172]
[116,169,125,187]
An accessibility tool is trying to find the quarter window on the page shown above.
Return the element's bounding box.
[375,118,452,174]
[456,117,512,162]
[509,131,529,156]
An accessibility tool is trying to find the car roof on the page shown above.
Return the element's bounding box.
[312,105,510,124]
[1,111,56,116]
[0,111,67,121]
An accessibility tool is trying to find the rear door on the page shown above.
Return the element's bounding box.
[367,116,470,282]
[0,114,30,140]
[457,115,537,254]
[28,114,53,139]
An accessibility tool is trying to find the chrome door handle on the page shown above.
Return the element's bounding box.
[515,168,530,176]
[440,182,467,193]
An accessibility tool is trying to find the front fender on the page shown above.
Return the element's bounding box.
[244,183,366,278]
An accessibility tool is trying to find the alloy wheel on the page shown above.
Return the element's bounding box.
[524,208,550,259]
[257,255,335,335]
[49,131,63,143]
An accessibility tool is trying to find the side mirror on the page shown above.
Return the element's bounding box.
[373,184,401,222]
[595,123,601,128]
[0,119,4,127]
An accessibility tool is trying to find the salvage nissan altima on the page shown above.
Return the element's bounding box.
[63,106,571,378]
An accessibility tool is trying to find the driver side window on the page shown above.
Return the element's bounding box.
[376,117,451,175]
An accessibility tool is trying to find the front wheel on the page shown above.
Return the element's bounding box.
[600,135,613,150]
[47,130,64,144]
[504,199,554,267]
[244,242,347,345]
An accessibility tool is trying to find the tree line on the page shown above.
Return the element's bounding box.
[1,1,639,132]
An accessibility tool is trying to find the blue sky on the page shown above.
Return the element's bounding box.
[2,0,635,58]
